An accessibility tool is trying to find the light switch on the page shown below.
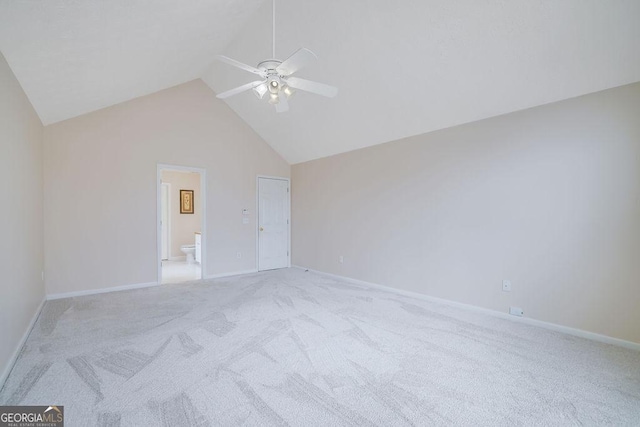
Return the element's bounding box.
[242,209,249,215]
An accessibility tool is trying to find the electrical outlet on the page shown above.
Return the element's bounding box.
[509,307,524,317]
[236,252,242,259]
[502,280,512,292]
[339,255,344,264]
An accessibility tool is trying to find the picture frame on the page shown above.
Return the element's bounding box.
[180,189,194,214]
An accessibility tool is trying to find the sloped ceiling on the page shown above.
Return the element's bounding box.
[203,0,640,163]
[2,1,640,164]
[0,0,266,124]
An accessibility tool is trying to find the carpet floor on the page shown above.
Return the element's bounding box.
[1,268,639,426]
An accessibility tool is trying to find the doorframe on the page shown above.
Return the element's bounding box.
[157,164,207,283]
[161,182,171,261]
[256,175,291,271]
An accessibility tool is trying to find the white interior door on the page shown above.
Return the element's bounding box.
[258,177,289,271]
[161,183,170,260]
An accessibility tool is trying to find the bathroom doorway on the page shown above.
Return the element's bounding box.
[157,164,206,284]
[161,182,171,260]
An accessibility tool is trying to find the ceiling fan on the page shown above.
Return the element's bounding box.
[214,0,338,112]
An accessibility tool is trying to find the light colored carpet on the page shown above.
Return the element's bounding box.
[1,268,639,426]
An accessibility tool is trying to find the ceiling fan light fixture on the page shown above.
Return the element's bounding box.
[253,83,268,99]
[213,0,337,111]
[282,84,295,98]
[268,78,280,94]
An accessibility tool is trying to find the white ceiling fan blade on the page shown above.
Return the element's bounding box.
[275,94,289,113]
[286,77,338,98]
[215,55,265,77]
[216,81,265,99]
[276,48,317,76]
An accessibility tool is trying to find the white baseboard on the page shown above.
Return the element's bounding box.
[168,256,187,262]
[205,269,259,280]
[292,265,640,351]
[47,281,159,300]
[1,298,46,390]
[46,269,261,300]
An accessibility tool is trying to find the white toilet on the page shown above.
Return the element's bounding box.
[180,245,196,264]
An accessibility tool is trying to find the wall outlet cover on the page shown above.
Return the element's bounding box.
[339,256,344,264]
[509,306,524,317]
[502,280,512,292]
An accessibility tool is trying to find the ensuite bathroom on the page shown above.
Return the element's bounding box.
[160,169,202,284]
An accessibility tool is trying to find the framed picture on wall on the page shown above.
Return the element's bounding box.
[180,189,194,214]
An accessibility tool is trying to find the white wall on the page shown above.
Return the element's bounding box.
[292,82,640,344]
[44,79,289,295]
[161,170,201,259]
[0,52,45,383]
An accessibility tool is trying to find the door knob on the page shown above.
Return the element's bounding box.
[260,227,264,231]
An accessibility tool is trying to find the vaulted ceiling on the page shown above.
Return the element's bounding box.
[2,0,640,164]
[0,0,266,124]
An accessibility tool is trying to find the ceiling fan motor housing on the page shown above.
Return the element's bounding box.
[257,59,282,74]
[258,60,284,95]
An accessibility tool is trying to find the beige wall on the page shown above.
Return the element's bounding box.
[292,82,640,344]
[161,170,201,259]
[0,52,45,382]
[44,79,289,295]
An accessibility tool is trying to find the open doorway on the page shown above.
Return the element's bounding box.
[157,164,206,284]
